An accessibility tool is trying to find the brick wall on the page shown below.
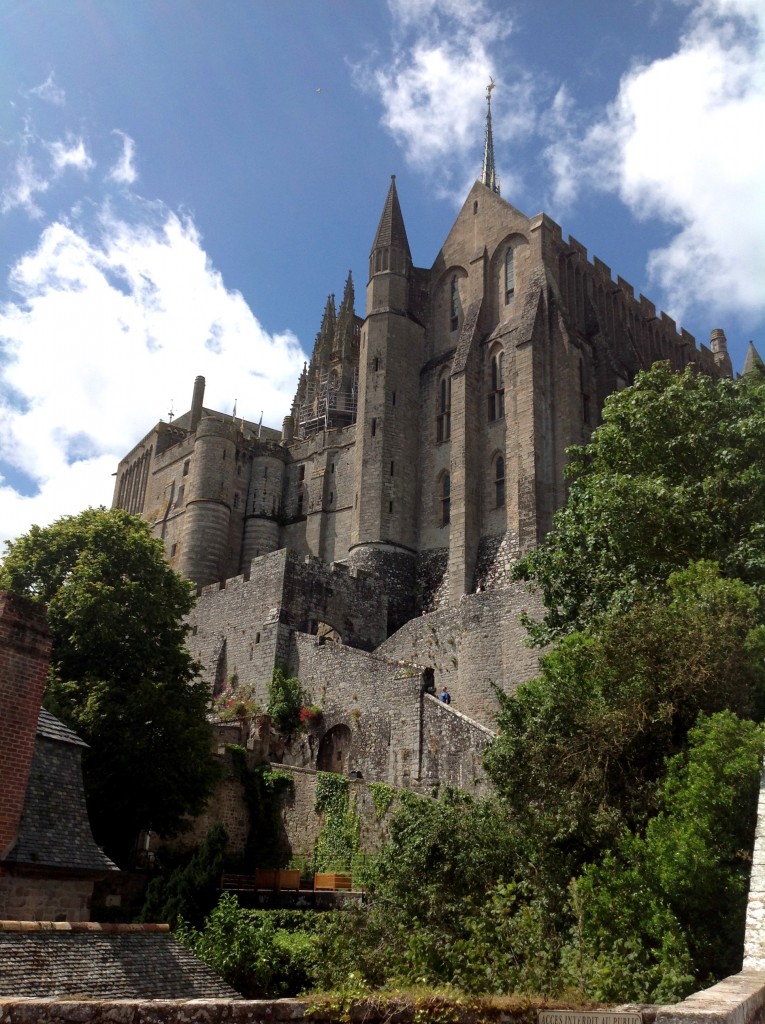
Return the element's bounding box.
[0,592,51,858]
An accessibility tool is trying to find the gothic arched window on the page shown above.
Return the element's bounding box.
[450,276,459,332]
[436,372,451,442]
[505,247,515,304]
[488,346,505,421]
[495,455,505,508]
[440,473,451,526]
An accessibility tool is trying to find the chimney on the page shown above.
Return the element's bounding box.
[710,329,732,376]
[0,592,52,859]
[190,375,206,433]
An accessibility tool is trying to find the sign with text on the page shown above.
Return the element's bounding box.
[539,1013,642,1024]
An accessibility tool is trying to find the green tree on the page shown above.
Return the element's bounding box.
[0,506,217,863]
[176,892,320,997]
[315,790,518,990]
[566,712,763,1001]
[485,562,765,861]
[139,823,228,928]
[266,666,306,734]
[515,364,765,644]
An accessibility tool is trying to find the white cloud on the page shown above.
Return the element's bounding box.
[545,0,765,324]
[108,131,137,185]
[0,201,305,545]
[29,73,65,107]
[49,135,95,174]
[0,153,50,218]
[356,0,530,199]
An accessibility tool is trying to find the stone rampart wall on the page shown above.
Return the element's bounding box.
[187,550,389,703]
[288,633,422,788]
[421,695,493,797]
[187,550,289,702]
[375,584,543,729]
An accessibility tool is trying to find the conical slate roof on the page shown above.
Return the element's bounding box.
[743,341,765,376]
[371,175,411,260]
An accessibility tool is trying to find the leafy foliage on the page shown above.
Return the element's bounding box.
[514,364,765,644]
[176,891,321,997]
[314,773,360,872]
[226,744,293,868]
[0,507,217,862]
[368,782,396,820]
[267,666,307,734]
[314,790,519,991]
[565,712,763,1000]
[212,684,263,721]
[485,562,765,851]
[139,823,228,928]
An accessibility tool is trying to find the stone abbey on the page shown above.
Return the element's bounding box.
[113,92,732,799]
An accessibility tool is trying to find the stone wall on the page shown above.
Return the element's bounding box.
[744,767,765,968]
[421,696,494,798]
[188,550,289,701]
[188,550,389,703]
[288,633,423,788]
[0,876,92,923]
[375,584,544,729]
[160,758,397,867]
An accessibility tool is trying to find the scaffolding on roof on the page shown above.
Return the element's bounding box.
[297,369,357,438]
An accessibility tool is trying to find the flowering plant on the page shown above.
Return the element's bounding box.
[212,685,263,722]
[299,704,323,725]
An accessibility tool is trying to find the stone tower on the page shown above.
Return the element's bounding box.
[348,176,425,631]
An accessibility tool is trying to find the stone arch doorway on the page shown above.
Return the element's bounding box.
[317,724,352,774]
[308,619,342,644]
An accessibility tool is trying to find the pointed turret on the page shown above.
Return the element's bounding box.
[314,293,337,360]
[481,79,500,195]
[291,361,308,419]
[369,176,411,281]
[743,341,765,376]
[335,270,358,360]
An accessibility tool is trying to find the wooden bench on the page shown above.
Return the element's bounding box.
[221,873,257,892]
[314,872,353,891]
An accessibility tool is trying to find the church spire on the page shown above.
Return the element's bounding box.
[370,175,412,275]
[335,270,357,359]
[481,78,500,195]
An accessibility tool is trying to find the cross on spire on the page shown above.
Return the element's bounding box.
[481,78,500,195]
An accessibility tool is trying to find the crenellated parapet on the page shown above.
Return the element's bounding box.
[543,217,732,379]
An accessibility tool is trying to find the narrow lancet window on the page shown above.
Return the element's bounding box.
[488,348,505,421]
[436,373,451,442]
[505,248,515,304]
[495,456,505,507]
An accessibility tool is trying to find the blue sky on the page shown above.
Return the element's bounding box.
[1,0,764,545]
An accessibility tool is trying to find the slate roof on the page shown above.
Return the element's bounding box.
[2,710,117,873]
[35,707,87,746]
[0,923,241,999]
[372,175,412,259]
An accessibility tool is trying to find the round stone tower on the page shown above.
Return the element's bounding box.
[240,449,285,570]
[177,417,237,586]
